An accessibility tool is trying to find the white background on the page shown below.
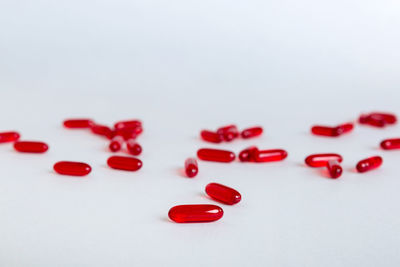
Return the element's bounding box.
[1,0,400,266]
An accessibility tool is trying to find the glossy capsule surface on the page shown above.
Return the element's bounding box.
[311,126,340,137]
[327,160,342,179]
[356,156,383,173]
[217,125,239,142]
[200,130,222,143]
[205,183,241,205]
[90,124,114,139]
[109,136,124,152]
[53,161,91,176]
[114,120,142,130]
[63,119,93,128]
[107,156,142,171]
[0,131,20,143]
[197,148,235,163]
[239,146,259,162]
[380,138,400,150]
[127,139,142,155]
[241,126,263,139]
[255,149,287,162]
[305,153,343,167]
[184,158,198,178]
[14,141,48,153]
[168,204,223,223]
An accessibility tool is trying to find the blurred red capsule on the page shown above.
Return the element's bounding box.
[327,160,342,178]
[90,124,114,139]
[241,126,263,139]
[184,158,198,178]
[126,139,142,155]
[356,156,382,173]
[197,148,235,163]
[63,119,93,129]
[305,153,343,167]
[255,149,287,162]
[0,131,20,143]
[14,141,49,153]
[381,138,400,150]
[238,146,259,162]
[200,130,222,143]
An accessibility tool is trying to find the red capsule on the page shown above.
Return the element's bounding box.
[114,120,142,130]
[184,158,198,178]
[326,160,342,178]
[254,149,287,162]
[305,153,343,167]
[90,124,114,139]
[241,126,263,139]
[205,183,241,205]
[376,113,397,124]
[168,204,223,223]
[0,131,20,143]
[14,141,49,153]
[107,156,142,171]
[197,148,235,163]
[217,125,239,142]
[63,119,93,129]
[381,138,400,150]
[114,127,138,140]
[359,114,386,127]
[53,161,91,176]
[200,130,222,143]
[311,126,340,137]
[239,146,259,162]
[356,156,383,173]
[335,123,354,135]
[126,139,142,155]
[109,136,124,152]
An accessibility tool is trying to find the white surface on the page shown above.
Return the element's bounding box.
[1,0,400,266]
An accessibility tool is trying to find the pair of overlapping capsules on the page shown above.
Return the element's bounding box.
[0,132,49,153]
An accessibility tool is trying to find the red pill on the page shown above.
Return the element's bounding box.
[217,125,239,142]
[205,183,241,205]
[241,126,263,139]
[63,119,93,129]
[109,136,124,152]
[381,138,400,150]
[0,131,20,143]
[53,161,91,176]
[356,156,383,173]
[90,124,114,139]
[375,113,397,124]
[327,160,342,179]
[239,146,259,162]
[200,130,222,143]
[311,126,340,137]
[359,114,386,127]
[305,153,343,167]
[107,156,142,171]
[126,139,142,155]
[335,123,354,135]
[184,158,198,178]
[254,149,287,162]
[114,120,142,130]
[115,128,138,140]
[168,204,223,223]
[14,141,48,153]
[197,148,235,163]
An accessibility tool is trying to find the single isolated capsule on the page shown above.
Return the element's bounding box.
[107,156,142,171]
[14,141,49,153]
[326,160,343,179]
[197,148,235,163]
[239,146,259,162]
[168,204,223,223]
[305,153,343,167]
[53,161,91,176]
[126,139,142,155]
[356,156,383,173]
[90,124,114,139]
[380,138,400,150]
[254,149,287,162]
[114,120,142,130]
[109,136,124,152]
[217,125,239,142]
[200,130,222,143]
[241,126,263,139]
[205,183,241,205]
[63,119,93,129]
[0,131,20,143]
[311,125,340,137]
[184,158,198,178]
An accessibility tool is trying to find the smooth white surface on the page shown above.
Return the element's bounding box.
[1,0,400,266]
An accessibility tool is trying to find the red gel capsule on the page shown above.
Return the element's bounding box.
[184,158,198,178]
[217,125,239,142]
[197,148,235,163]
[205,183,241,205]
[254,149,287,162]
[239,146,259,162]
[109,136,124,152]
[90,124,114,139]
[107,156,142,171]
[168,204,223,223]
[356,156,383,173]
[241,126,263,139]
[359,114,386,127]
[53,161,91,176]
[381,138,400,150]
[63,119,93,129]
[375,113,397,124]
[336,123,354,135]
[327,160,342,179]
[305,153,343,167]
[126,139,142,155]
[311,126,340,137]
[115,128,138,140]
[0,131,20,143]
[14,141,49,153]
[114,120,142,130]
[200,130,222,143]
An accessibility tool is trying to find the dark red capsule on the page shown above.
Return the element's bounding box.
[184,158,198,178]
[239,146,259,162]
[241,126,263,139]
[200,130,222,143]
[14,141,49,153]
[311,126,340,137]
[375,113,397,124]
[359,114,386,127]
[107,156,142,171]
[326,160,342,179]
[53,161,91,176]
[254,149,287,162]
[63,119,93,129]
[109,136,124,152]
[305,153,343,167]
[0,131,20,143]
[381,138,400,150]
[217,125,239,142]
[205,183,241,205]
[90,124,114,139]
[197,148,235,163]
[335,123,354,135]
[114,120,142,130]
[168,204,223,223]
[356,156,382,173]
[126,139,142,155]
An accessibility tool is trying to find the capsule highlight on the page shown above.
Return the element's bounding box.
[254,149,287,162]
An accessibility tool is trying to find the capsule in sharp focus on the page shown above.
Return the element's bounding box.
[197,148,235,163]
[53,161,91,176]
[205,183,241,205]
[168,204,223,223]
[107,156,142,171]
[14,141,49,153]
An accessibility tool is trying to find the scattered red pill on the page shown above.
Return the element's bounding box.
[114,120,142,130]
[90,124,114,139]
[336,123,354,135]
[63,119,93,129]
[107,156,142,171]
[115,128,138,140]
[200,130,222,143]
[376,113,397,124]
[109,136,124,152]
[359,112,397,127]
[168,204,223,223]
[205,183,241,205]
[217,125,239,142]
[305,153,343,167]
[197,148,235,163]
[53,161,91,176]
[241,126,263,139]
[381,138,400,150]
[356,156,383,173]
[0,131,20,143]
[311,126,340,137]
[14,141,49,153]
[126,139,142,155]
[239,146,259,162]
[326,160,342,179]
[184,158,198,178]
[254,149,287,162]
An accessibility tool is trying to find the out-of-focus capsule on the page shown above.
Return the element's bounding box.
[107,156,142,171]
[376,113,397,124]
[115,128,138,140]
[63,119,93,129]
[335,123,354,135]
[114,120,142,130]
[53,161,91,176]
[359,112,397,127]
[327,160,342,179]
[90,124,114,139]
[0,131,20,143]
[200,130,222,143]
[254,149,287,162]
[109,136,124,152]
[14,141,49,153]
[356,156,383,173]
[305,153,343,167]
[217,125,239,142]
[205,183,241,205]
[184,158,198,178]
[239,146,259,162]
[311,126,340,137]
[168,204,223,223]
[197,148,235,163]
[381,138,400,150]
[126,139,142,155]
[241,126,263,139]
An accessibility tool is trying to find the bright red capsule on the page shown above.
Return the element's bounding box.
[126,139,142,155]
[254,149,287,162]
[168,204,223,223]
[239,146,259,162]
[107,156,142,171]
[184,158,198,178]
[381,138,400,150]
[200,130,222,143]
[63,119,93,129]
[356,156,383,173]
[0,131,20,143]
[109,136,124,152]
[90,124,114,139]
[115,127,138,140]
[335,123,354,135]
[241,126,263,139]
[14,141,49,153]
[305,153,343,167]
[53,161,91,176]
[326,160,342,178]
[376,113,397,124]
[197,148,235,163]
[311,126,340,137]
[114,120,142,130]
[205,183,241,205]
[217,125,239,142]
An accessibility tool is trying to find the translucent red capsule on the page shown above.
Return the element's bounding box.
[381,138,400,150]
[14,141,49,153]
[326,160,342,179]
[107,156,142,171]
[239,146,259,162]
[114,128,138,140]
[311,126,339,137]
[356,156,382,173]
[63,119,93,128]
[90,124,114,139]
[53,161,91,176]
[254,149,287,162]
[359,112,397,127]
[168,204,223,223]
[126,139,142,155]
[0,131,20,143]
[336,123,354,135]
[184,158,198,178]
[197,148,235,163]
[205,183,241,205]
[217,125,239,142]
[109,136,124,152]
[241,126,263,139]
[200,130,222,143]
[305,153,343,167]
[114,120,142,130]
